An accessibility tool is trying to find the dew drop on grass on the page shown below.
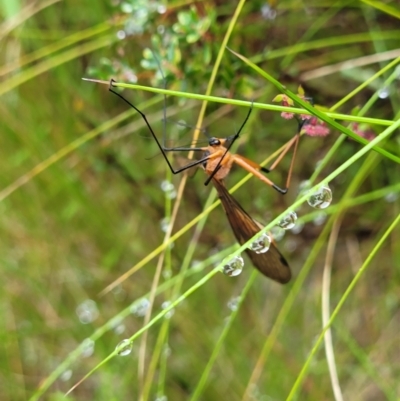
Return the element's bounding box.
[60,369,72,382]
[191,260,201,270]
[117,30,126,40]
[160,180,174,192]
[378,87,389,99]
[385,192,399,203]
[114,324,126,335]
[160,180,177,199]
[163,269,172,279]
[313,211,327,226]
[162,301,175,319]
[249,233,271,254]
[227,296,240,311]
[261,4,277,20]
[81,338,95,358]
[157,4,167,14]
[130,298,150,317]
[167,190,177,199]
[270,226,285,241]
[278,210,297,230]
[291,220,304,235]
[163,344,171,358]
[121,3,133,13]
[307,185,332,209]
[160,217,170,232]
[112,286,126,302]
[116,339,132,356]
[76,299,99,324]
[222,255,244,277]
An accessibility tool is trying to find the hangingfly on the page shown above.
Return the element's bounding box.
[107,79,294,283]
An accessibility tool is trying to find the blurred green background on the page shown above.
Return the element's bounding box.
[1,1,399,400]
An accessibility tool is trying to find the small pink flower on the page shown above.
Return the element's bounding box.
[351,123,376,141]
[273,95,295,119]
[273,88,313,121]
[301,117,330,137]
[281,111,294,120]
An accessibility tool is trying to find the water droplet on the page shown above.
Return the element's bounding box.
[385,192,399,203]
[307,185,332,209]
[76,300,99,324]
[378,87,389,99]
[222,255,244,277]
[270,226,285,242]
[109,315,123,329]
[166,189,177,199]
[160,181,176,199]
[130,298,150,317]
[121,3,133,13]
[315,159,323,170]
[227,296,240,311]
[163,344,171,358]
[191,260,201,270]
[160,217,170,232]
[60,369,72,381]
[136,8,148,20]
[163,269,172,279]
[278,210,297,230]
[160,180,174,192]
[261,4,277,20]
[291,220,304,234]
[249,383,261,399]
[313,211,327,226]
[81,338,95,358]
[116,339,132,356]
[125,71,137,83]
[157,24,165,34]
[157,4,167,14]
[161,301,175,319]
[117,30,126,40]
[112,285,126,302]
[249,233,271,254]
[114,324,126,335]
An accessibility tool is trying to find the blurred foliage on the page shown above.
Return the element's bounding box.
[0,1,400,401]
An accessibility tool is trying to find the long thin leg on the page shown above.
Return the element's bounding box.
[109,80,211,175]
[284,131,300,190]
[203,102,253,186]
[232,155,288,194]
[156,55,210,153]
[263,121,303,193]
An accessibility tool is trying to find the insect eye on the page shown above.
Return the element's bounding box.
[209,138,221,146]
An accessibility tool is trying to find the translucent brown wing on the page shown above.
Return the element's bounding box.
[212,178,291,284]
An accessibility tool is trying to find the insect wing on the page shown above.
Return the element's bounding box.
[212,179,291,284]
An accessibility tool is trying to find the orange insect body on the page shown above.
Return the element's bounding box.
[202,137,284,190]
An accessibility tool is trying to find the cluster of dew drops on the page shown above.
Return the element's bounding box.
[113,185,333,356]
[222,183,332,277]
